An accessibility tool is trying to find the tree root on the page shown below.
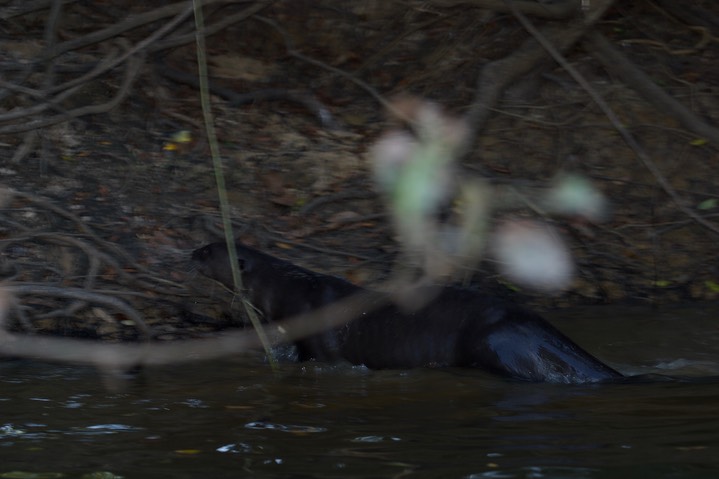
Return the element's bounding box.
[0,187,190,341]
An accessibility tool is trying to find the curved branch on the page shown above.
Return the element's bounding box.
[0,286,391,368]
[150,1,274,52]
[0,53,143,134]
[3,284,151,339]
[36,0,240,62]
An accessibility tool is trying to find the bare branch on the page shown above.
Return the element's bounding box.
[507,2,719,236]
[584,31,719,147]
[461,0,617,158]
[428,0,581,19]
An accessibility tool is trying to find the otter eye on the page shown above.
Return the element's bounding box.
[192,246,210,261]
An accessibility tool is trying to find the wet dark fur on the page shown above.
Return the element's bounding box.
[192,242,623,384]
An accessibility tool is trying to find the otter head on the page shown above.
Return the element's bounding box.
[192,242,256,291]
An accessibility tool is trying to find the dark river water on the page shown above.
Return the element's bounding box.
[2,304,719,479]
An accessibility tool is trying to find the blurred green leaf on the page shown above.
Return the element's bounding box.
[697,198,717,210]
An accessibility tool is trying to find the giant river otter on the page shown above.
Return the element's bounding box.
[192,241,623,384]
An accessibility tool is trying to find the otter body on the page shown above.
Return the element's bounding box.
[192,242,623,384]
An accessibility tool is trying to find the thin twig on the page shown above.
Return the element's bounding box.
[192,0,277,366]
